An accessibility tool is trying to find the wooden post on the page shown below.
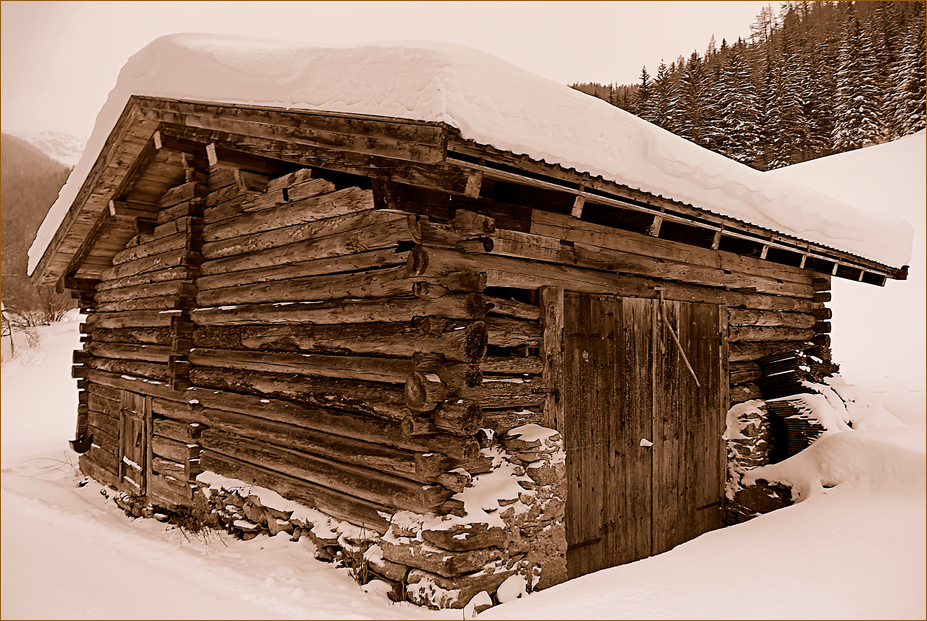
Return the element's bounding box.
[540,286,564,432]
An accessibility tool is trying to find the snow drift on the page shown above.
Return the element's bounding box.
[29,34,913,275]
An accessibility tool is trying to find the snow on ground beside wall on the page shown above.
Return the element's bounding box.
[29,35,913,274]
[2,319,925,619]
[1,313,82,468]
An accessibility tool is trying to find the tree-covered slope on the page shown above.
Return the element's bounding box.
[1,133,71,311]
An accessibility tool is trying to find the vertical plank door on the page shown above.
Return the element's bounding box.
[117,391,151,496]
[559,292,725,579]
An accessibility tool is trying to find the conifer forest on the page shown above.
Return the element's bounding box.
[572,1,926,170]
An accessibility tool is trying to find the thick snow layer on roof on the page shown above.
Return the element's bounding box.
[28,33,914,274]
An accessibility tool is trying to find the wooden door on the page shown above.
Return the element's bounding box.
[561,292,725,579]
[117,391,151,496]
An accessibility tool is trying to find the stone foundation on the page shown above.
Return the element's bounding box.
[111,423,568,610]
[724,399,793,523]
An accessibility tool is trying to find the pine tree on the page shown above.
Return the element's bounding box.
[636,66,653,122]
[648,61,678,131]
[768,29,808,167]
[871,2,904,139]
[713,51,762,165]
[833,4,884,150]
[892,5,927,135]
[678,51,710,145]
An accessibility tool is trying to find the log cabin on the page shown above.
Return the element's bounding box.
[29,37,911,608]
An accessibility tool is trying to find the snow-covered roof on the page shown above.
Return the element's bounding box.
[29,33,914,275]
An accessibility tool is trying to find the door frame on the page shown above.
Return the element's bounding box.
[541,287,728,578]
[117,390,152,496]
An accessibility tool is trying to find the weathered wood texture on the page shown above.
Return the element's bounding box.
[70,121,839,595]
[561,293,725,580]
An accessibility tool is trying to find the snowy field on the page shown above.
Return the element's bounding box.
[3,135,925,620]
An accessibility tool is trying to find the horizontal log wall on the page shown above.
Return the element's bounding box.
[77,163,834,507]
[182,166,502,530]
[379,181,833,411]
[78,154,209,499]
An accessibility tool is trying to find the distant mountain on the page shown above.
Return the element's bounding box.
[10,130,85,168]
[1,133,72,311]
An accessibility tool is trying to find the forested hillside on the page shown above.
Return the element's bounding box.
[573,1,926,170]
[1,133,71,312]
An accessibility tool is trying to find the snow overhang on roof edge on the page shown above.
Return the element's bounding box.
[28,35,913,283]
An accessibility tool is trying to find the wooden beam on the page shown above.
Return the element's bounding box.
[152,129,209,157]
[446,155,904,282]
[206,142,289,176]
[540,286,564,433]
[570,195,585,219]
[464,169,483,198]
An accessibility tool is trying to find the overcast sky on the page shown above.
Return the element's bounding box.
[1,1,772,139]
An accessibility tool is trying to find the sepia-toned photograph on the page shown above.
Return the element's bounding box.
[2,2,924,618]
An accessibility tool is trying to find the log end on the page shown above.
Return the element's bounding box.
[404,371,448,411]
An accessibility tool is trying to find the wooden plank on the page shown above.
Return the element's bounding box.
[158,182,208,209]
[153,417,203,443]
[199,450,390,533]
[540,287,564,432]
[729,326,816,343]
[112,231,190,266]
[118,391,149,495]
[155,397,455,483]
[156,198,205,226]
[196,265,415,307]
[412,246,816,312]
[94,280,193,305]
[150,389,479,461]
[652,299,683,555]
[100,247,200,282]
[187,366,409,421]
[88,357,171,382]
[200,208,391,260]
[200,214,414,276]
[148,473,194,506]
[728,308,816,328]
[96,267,198,292]
[86,342,173,363]
[529,210,816,286]
[151,434,198,463]
[620,297,654,564]
[79,452,119,487]
[484,316,542,348]
[729,341,811,363]
[85,310,179,330]
[490,227,814,297]
[160,103,448,165]
[202,187,373,241]
[193,321,487,362]
[87,409,119,439]
[196,247,407,291]
[188,347,422,385]
[189,294,490,326]
[200,429,451,512]
[95,296,188,314]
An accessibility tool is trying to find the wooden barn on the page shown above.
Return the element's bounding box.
[29,41,910,608]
